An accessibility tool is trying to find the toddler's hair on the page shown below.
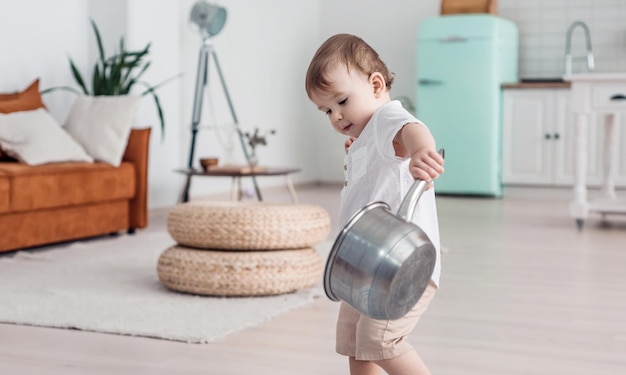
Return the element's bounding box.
[305,33,395,98]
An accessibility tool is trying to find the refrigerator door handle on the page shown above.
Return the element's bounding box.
[418,79,443,86]
[439,36,468,43]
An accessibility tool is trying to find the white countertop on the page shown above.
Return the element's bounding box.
[563,72,626,82]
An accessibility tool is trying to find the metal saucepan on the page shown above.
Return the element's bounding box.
[323,150,443,320]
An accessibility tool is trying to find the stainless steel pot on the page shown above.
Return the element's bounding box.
[323,178,437,320]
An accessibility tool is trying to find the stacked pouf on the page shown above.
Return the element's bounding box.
[157,201,331,297]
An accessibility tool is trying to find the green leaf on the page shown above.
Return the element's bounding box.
[40,86,82,96]
[141,73,183,95]
[133,61,151,84]
[135,81,165,139]
[152,92,165,141]
[111,53,124,95]
[69,58,90,95]
[93,64,101,95]
[90,19,106,68]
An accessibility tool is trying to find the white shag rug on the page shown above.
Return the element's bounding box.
[0,231,327,343]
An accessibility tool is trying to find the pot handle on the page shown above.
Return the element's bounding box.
[396,148,445,221]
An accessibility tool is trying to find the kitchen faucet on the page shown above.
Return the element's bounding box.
[565,20,595,75]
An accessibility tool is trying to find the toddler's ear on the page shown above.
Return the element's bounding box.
[369,72,386,97]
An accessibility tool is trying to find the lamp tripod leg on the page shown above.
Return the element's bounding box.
[210,48,263,201]
[181,45,210,202]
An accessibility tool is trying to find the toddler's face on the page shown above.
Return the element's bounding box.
[310,64,384,138]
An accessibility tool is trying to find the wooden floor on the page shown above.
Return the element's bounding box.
[1,184,625,374]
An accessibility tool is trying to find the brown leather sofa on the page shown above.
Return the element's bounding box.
[0,128,150,253]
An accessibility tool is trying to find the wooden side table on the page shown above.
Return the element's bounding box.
[176,166,301,203]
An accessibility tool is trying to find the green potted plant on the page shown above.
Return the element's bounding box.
[44,19,178,138]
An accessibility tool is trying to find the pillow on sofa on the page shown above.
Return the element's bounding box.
[64,95,141,167]
[0,79,46,113]
[0,108,93,165]
[0,79,47,160]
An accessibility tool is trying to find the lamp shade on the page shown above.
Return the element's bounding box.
[190,1,227,38]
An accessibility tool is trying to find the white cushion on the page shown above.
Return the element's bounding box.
[64,95,141,167]
[0,108,93,165]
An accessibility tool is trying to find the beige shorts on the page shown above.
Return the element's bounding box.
[335,281,437,361]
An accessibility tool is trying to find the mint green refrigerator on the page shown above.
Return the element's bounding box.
[416,15,518,197]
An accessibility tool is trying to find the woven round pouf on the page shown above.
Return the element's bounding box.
[157,245,324,296]
[167,201,330,250]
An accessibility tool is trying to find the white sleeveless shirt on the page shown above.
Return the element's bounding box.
[339,100,441,286]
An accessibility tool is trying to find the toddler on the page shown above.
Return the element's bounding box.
[305,33,444,375]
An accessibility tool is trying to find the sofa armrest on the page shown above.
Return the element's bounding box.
[123,128,151,229]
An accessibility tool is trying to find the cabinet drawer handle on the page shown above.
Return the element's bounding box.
[554,133,560,140]
[610,94,626,101]
[545,133,552,139]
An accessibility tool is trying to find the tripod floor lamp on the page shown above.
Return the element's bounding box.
[181,1,261,202]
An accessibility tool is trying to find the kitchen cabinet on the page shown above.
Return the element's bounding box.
[502,88,605,186]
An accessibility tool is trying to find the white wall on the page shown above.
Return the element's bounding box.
[499,0,626,78]
[178,0,322,199]
[0,0,88,121]
[126,0,183,208]
[0,0,321,209]
[4,0,626,208]
[88,0,128,56]
[314,0,626,179]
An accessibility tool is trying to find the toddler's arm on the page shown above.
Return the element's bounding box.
[394,122,444,187]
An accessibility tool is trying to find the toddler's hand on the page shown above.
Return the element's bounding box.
[409,149,445,189]
[344,137,355,154]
